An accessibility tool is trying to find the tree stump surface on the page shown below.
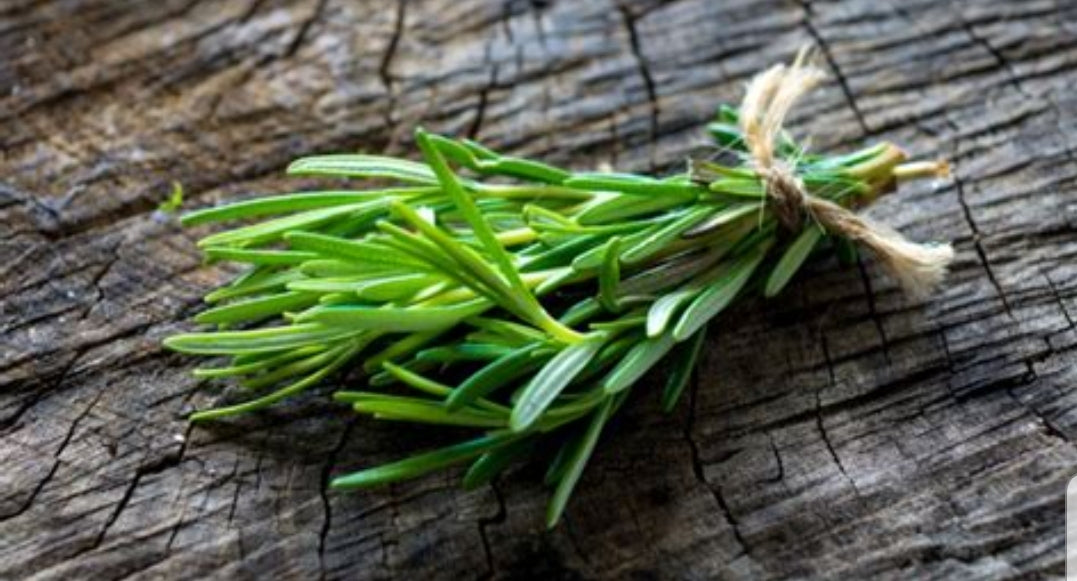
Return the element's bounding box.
[3,1,1076,579]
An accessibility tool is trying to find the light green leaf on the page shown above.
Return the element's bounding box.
[620,207,711,264]
[182,189,432,226]
[164,323,357,355]
[575,193,694,225]
[672,244,770,341]
[204,247,319,266]
[354,273,442,302]
[510,336,606,432]
[198,201,384,247]
[417,133,527,294]
[287,155,438,184]
[764,226,823,297]
[205,269,305,303]
[192,345,325,379]
[353,396,508,428]
[646,288,699,338]
[601,333,675,394]
[598,237,622,312]
[564,173,703,197]
[296,299,490,331]
[189,339,364,421]
[708,177,765,198]
[194,291,319,325]
[682,203,760,239]
[285,231,426,269]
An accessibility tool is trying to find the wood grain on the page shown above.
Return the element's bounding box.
[2,0,1076,578]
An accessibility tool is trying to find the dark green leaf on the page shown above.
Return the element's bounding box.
[661,325,706,413]
[462,438,537,490]
[447,343,547,411]
[546,396,615,528]
[330,432,518,489]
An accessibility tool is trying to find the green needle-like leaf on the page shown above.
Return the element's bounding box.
[546,396,615,528]
[183,189,432,226]
[204,269,305,303]
[197,201,384,248]
[646,288,701,338]
[576,192,695,225]
[661,325,707,413]
[354,397,507,428]
[564,173,704,197]
[602,333,676,394]
[598,237,622,312]
[163,80,940,526]
[296,300,489,331]
[164,323,358,355]
[462,438,537,490]
[189,340,365,421]
[764,225,823,297]
[417,132,529,299]
[285,231,427,269]
[447,343,548,411]
[287,155,439,184]
[620,207,712,265]
[511,335,606,432]
[672,244,770,341]
[193,345,325,379]
[194,291,319,325]
[331,432,519,490]
[204,247,319,266]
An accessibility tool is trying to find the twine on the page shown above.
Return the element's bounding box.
[739,49,954,297]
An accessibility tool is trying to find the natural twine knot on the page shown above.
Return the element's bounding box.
[739,48,955,297]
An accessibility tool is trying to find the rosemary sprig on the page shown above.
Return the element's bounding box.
[165,91,946,527]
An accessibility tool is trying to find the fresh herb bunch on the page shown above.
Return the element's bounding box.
[166,93,946,526]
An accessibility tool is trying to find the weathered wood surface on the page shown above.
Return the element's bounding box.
[3,0,1077,578]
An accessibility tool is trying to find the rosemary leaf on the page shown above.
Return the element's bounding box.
[510,335,606,432]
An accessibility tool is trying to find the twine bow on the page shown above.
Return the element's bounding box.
[739,49,954,297]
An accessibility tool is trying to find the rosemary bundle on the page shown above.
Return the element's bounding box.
[165,54,952,527]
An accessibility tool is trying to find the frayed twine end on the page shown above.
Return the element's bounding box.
[740,47,954,297]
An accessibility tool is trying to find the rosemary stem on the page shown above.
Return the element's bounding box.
[533,310,588,345]
[844,142,907,182]
[495,227,538,247]
[893,160,950,181]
